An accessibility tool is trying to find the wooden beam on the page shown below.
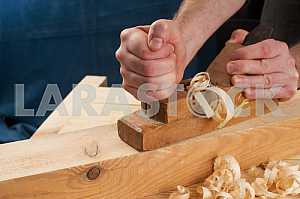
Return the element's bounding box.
[0,92,300,198]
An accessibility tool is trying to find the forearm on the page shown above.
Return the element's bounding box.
[290,43,300,88]
[174,0,246,65]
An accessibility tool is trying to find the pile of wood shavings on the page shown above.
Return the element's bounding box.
[169,155,300,199]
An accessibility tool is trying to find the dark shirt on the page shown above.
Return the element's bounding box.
[0,0,216,143]
[261,0,300,46]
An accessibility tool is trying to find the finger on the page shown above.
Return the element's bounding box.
[227,29,249,44]
[117,51,176,77]
[121,28,174,60]
[231,73,290,89]
[123,82,176,101]
[148,19,186,67]
[120,67,176,90]
[227,56,287,75]
[147,86,177,101]
[244,85,297,100]
[231,39,289,60]
[148,19,177,51]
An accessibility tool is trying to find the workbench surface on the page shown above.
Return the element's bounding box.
[0,76,299,199]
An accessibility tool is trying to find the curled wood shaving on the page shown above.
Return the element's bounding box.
[169,156,300,199]
[197,155,254,199]
[169,186,190,199]
[188,72,249,129]
[250,160,300,198]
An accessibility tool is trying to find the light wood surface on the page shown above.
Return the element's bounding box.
[0,78,300,198]
[1,116,300,198]
[33,75,140,137]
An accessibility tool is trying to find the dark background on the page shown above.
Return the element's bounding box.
[0,0,264,142]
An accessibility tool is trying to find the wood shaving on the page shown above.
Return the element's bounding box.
[169,186,190,199]
[188,72,249,129]
[169,156,300,199]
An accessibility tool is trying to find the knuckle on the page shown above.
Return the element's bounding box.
[280,42,289,52]
[140,48,150,59]
[120,68,132,82]
[115,48,124,61]
[263,74,273,87]
[261,41,273,57]
[119,67,125,77]
[285,87,296,98]
[120,28,132,41]
[231,76,240,85]
[153,19,169,31]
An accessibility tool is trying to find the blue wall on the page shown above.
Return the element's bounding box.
[0,0,217,142]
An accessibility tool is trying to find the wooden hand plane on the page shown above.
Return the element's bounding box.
[118,25,277,152]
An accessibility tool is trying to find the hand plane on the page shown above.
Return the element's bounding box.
[118,25,277,152]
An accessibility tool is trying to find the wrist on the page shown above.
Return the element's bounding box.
[173,17,206,67]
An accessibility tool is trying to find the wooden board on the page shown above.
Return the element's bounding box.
[1,116,300,198]
[0,80,300,198]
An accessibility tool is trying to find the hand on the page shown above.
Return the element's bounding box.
[226,29,299,101]
[116,19,187,100]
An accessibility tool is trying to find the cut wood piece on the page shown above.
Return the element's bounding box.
[33,75,108,137]
[33,76,140,137]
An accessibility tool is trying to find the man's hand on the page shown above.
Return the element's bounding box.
[227,29,299,101]
[116,19,187,100]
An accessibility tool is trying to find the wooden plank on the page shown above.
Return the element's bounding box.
[33,76,140,136]
[0,92,300,198]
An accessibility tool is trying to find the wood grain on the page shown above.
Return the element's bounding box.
[1,97,300,198]
[2,74,299,199]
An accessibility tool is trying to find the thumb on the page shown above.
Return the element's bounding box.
[148,19,176,51]
[227,29,249,44]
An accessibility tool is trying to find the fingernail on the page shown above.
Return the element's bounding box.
[150,38,163,50]
[232,75,246,88]
[227,62,237,74]
[168,44,175,53]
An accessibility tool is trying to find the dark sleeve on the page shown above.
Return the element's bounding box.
[0,118,35,144]
[261,0,300,47]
